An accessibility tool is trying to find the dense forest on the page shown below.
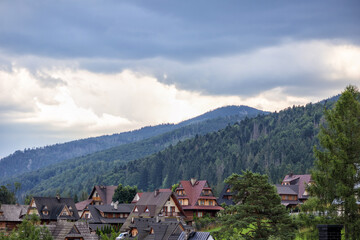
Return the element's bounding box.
[108,100,335,194]
[2,106,264,200]
[0,105,263,180]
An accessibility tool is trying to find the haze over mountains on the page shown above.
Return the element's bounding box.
[1,95,340,202]
[1,105,265,196]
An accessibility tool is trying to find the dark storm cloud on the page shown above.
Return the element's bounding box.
[0,0,359,61]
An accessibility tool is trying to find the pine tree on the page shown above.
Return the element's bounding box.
[310,85,360,239]
[217,171,295,240]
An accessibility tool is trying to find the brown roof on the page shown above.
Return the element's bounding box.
[176,180,223,211]
[75,199,93,211]
[282,174,312,199]
[0,204,28,222]
[89,185,117,204]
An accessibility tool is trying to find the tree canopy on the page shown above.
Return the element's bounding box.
[309,85,360,239]
[217,171,295,240]
[0,214,53,240]
[112,184,138,204]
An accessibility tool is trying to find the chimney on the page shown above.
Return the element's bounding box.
[154,189,159,197]
[190,178,197,186]
[56,194,61,201]
[289,172,293,178]
[114,201,118,210]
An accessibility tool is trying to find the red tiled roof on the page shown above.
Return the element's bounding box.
[176,180,223,211]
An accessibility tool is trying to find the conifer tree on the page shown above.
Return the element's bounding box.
[217,171,295,240]
[310,85,360,239]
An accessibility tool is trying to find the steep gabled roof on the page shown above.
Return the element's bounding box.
[282,174,312,199]
[89,185,117,204]
[30,196,79,221]
[129,218,184,240]
[75,199,93,211]
[0,204,28,222]
[177,180,223,211]
[276,184,299,195]
[217,184,235,206]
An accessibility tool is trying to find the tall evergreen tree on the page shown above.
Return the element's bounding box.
[310,85,360,239]
[217,171,295,240]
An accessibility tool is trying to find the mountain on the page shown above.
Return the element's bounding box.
[110,99,337,194]
[1,105,266,199]
[0,105,265,180]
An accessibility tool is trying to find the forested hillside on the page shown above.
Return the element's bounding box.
[3,106,264,200]
[0,105,263,180]
[105,98,337,193]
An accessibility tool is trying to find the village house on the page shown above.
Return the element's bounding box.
[80,202,134,232]
[125,217,185,240]
[46,221,98,240]
[27,196,79,224]
[175,178,223,222]
[275,173,312,208]
[217,184,235,206]
[0,204,28,233]
[76,185,118,216]
[121,190,186,231]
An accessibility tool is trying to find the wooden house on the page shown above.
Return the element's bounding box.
[121,190,185,231]
[27,196,79,224]
[0,204,28,233]
[80,203,134,232]
[275,174,312,208]
[175,178,223,222]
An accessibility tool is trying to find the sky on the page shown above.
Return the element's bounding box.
[0,0,360,158]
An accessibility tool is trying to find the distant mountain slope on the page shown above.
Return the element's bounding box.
[0,105,265,180]
[2,106,266,199]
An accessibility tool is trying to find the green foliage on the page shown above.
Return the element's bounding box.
[193,214,217,230]
[171,183,179,192]
[309,85,360,240]
[0,214,53,240]
[3,107,260,199]
[107,98,335,192]
[112,184,137,203]
[216,171,295,240]
[0,185,16,204]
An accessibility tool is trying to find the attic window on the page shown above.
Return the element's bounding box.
[133,207,138,213]
[150,228,154,234]
[226,188,231,193]
[145,207,149,213]
[131,228,138,237]
[42,210,49,216]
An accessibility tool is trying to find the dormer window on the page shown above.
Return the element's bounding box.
[150,228,154,234]
[42,210,49,215]
[145,207,149,213]
[131,228,138,237]
[133,207,138,213]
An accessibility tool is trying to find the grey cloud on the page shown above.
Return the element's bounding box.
[0,0,359,61]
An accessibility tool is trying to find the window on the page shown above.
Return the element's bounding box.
[163,206,167,213]
[209,201,214,206]
[131,228,138,237]
[145,207,149,213]
[226,188,231,193]
[199,200,205,205]
[134,207,138,213]
[197,212,203,217]
[171,206,175,212]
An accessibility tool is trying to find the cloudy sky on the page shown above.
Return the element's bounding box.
[0,0,359,158]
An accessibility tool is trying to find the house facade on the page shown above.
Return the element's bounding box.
[175,178,223,222]
[27,196,79,224]
[121,190,185,231]
[275,174,312,208]
[80,203,134,232]
[0,204,28,233]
